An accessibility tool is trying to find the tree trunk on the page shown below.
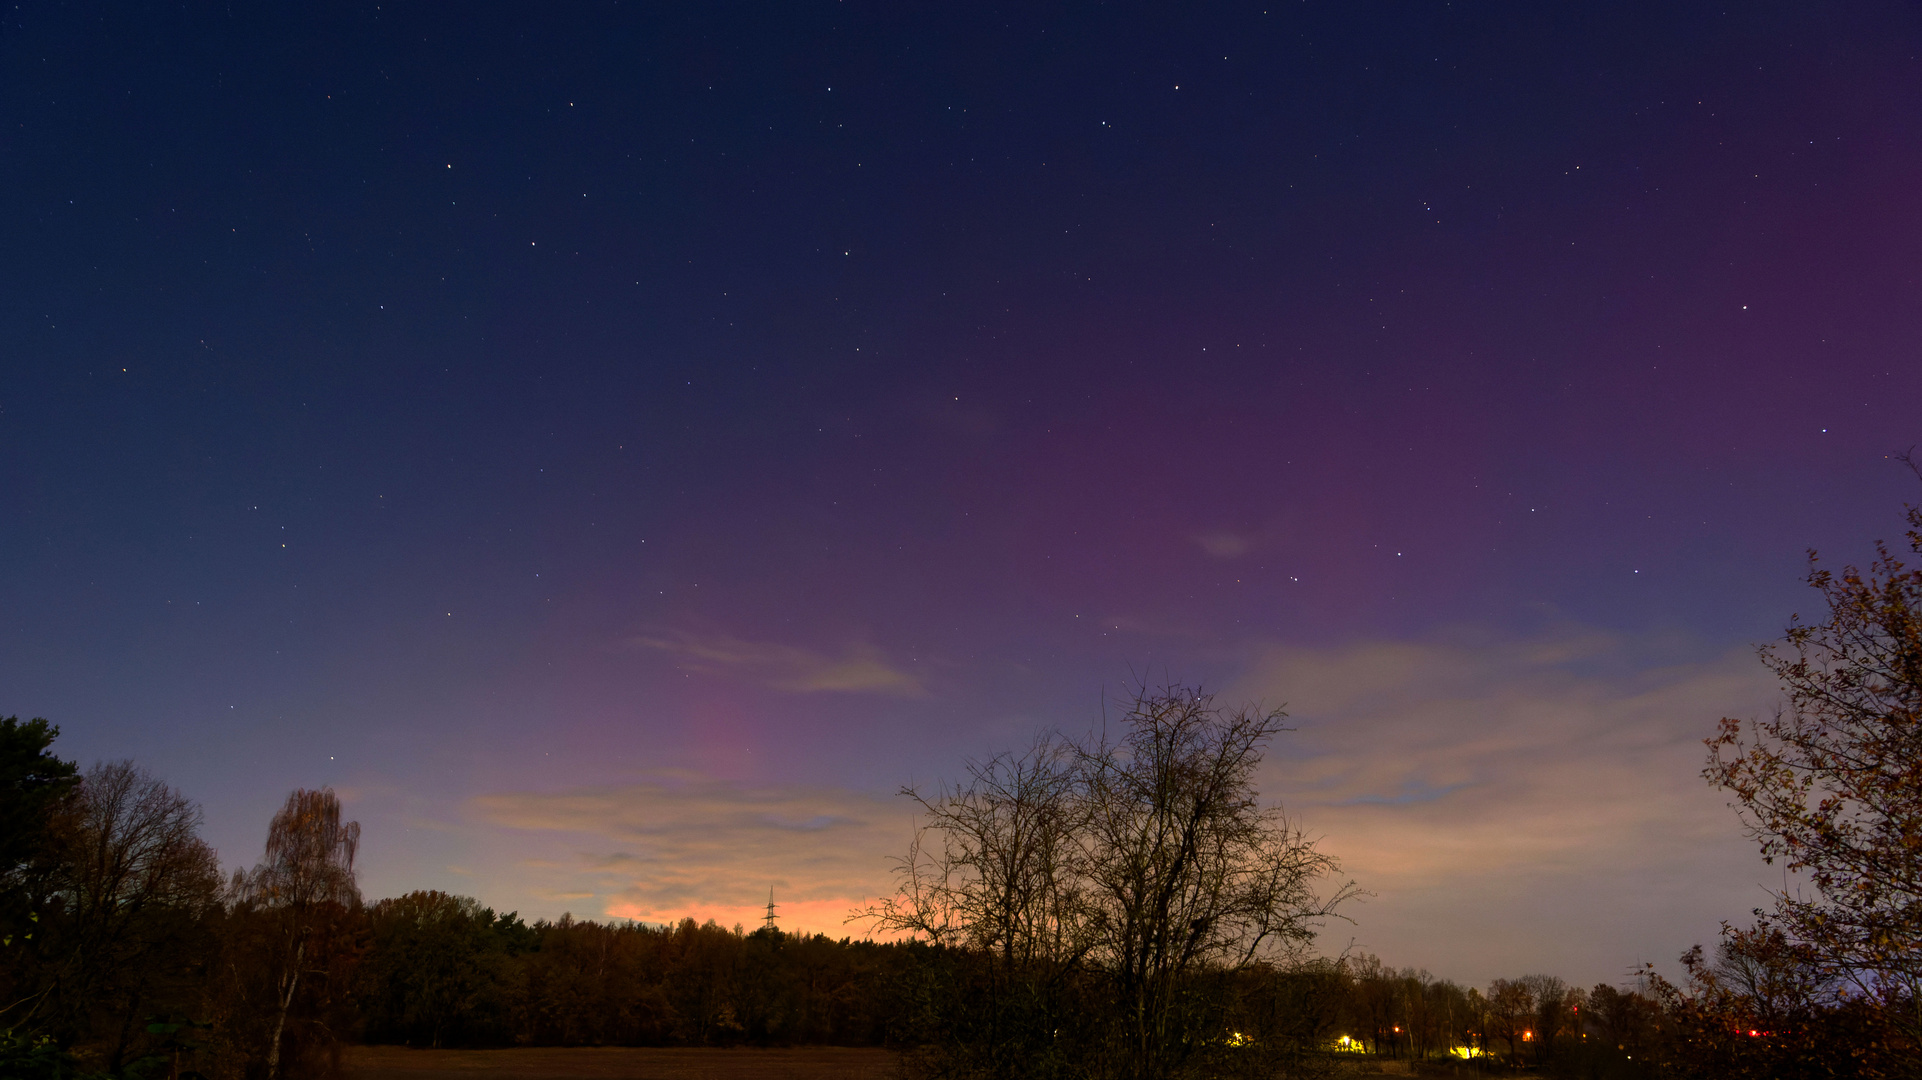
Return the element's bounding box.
[267,939,304,1080]
[107,988,144,1076]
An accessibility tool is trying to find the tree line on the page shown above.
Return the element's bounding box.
[4,466,1919,1079]
[1,700,1906,1080]
[0,724,1709,1080]
[0,739,923,1078]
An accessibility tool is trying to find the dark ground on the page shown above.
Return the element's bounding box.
[340,1046,898,1080]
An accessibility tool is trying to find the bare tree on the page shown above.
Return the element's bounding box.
[36,762,219,1070]
[1458,985,1491,1058]
[1401,969,1438,1060]
[1077,688,1356,1079]
[1421,978,1476,1060]
[865,685,1355,1080]
[1519,974,1567,1065]
[233,788,361,1080]
[862,737,1090,1078]
[868,737,1087,966]
[1484,978,1533,1061]
[1344,954,1398,1055]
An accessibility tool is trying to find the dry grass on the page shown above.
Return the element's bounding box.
[340,1045,898,1080]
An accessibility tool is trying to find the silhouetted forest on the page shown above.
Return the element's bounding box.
[11,475,1922,1080]
[5,711,1914,1079]
[357,895,908,1049]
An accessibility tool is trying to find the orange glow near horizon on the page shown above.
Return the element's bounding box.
[601,896,901,939]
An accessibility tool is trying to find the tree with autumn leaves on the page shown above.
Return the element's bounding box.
[1696,456,1922,1069]
[223,789,364,1080]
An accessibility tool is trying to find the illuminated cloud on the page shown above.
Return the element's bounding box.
[447,627,1784,984]
[633,630,926,697]
[470,774,917,931]
[1227,630,1783,984]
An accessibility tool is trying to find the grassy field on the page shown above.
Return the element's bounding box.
[341,1045,899,1080]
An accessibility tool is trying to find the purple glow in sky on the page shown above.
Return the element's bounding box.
[3,0,1919,987]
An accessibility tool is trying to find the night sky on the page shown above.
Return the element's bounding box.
[5,1,1921,987]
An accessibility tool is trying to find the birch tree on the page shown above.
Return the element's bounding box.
[233,788,361,1080]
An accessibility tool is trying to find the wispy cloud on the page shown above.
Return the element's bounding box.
[444,628,1781,982]
[632,630,926,696]
[1227,630,1782,983]
[470,775,916,929]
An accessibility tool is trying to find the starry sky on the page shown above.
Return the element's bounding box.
[4,0,1921,987]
